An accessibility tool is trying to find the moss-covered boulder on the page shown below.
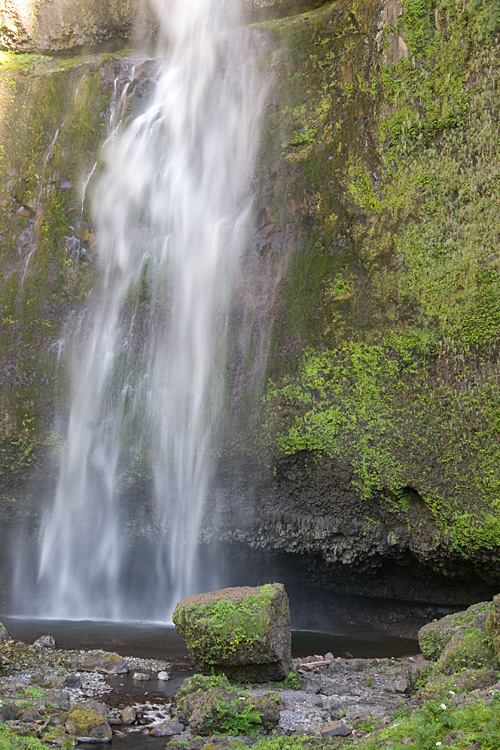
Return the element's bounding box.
[486,593,500,660]
[176,673,280,737]
[437,628,498,675]
[418,602,492,660]
[173,584,292,681]
[65,709,112,743]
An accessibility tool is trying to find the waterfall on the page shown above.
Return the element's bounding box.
[25,0,264,620]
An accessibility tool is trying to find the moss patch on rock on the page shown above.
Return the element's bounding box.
[65,708,112,742]
[437,628,498,676]
[0,49,145,503]
[258,0,500,557]
[418,601,492,660]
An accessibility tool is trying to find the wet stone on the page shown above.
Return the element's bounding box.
[80,652,129,675]
[149,719,184,737]
[20,708,43,722]
[120,706,136,725]
[34,635,56,648]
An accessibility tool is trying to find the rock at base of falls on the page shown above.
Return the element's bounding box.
[80,651,129,675]
[173,583,292,682]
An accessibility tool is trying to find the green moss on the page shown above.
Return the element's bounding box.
[66,709,105,736]
[177,673,231,702]
[419,602,492,661]
[260,0,500,553]
[437,628,498,675]
[173,584,276,667]
[0,50,127,479]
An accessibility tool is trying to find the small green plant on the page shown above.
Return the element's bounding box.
[358,715,378,732]
[281,671,303,690]
[215,699,264,737]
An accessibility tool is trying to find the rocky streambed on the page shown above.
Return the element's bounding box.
[0,623,429,746]
[2,596,500,750]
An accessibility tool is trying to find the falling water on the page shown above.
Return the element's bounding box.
[24,0,264,620]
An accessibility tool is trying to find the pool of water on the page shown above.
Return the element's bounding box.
[0,616,418,666]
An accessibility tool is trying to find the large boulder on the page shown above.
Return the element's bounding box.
[65,709,112,743]
[80,651,129,674]
[173,584,292,682]
[418,602,492,661]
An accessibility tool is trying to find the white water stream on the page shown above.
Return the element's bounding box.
[27,0,264,620]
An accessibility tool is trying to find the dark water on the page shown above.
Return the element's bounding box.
[0,616,418,664]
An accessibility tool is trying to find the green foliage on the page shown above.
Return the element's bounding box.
[420,667,500,702]
[0,724,49,750]
[213,698,264,737]
[177,674,230,702]
[231,737,345,750]
[358,695,500,750]
[281,671,303,690]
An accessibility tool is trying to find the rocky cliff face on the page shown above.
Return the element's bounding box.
[1,0,500,608]
[219,0,500,603]
[0,0,140,51]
